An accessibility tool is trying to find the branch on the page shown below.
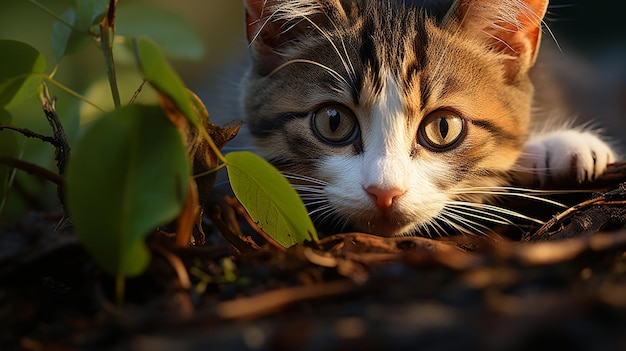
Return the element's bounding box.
[0,125,59,146]
[40,85,71,176]
[0,157,63,186]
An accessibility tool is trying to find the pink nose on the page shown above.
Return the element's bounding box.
[365,186,405,211]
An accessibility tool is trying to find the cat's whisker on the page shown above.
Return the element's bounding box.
[432,220,450,237]
[319,10,358,85]
[295,187,326,199]
[301,15,355,87]
[438,210,492,237]
[289,183,327,190]
[421,219,448,238]
[282,172,329,186]
[507,163,551,173]
[295,192,326,201]
[295,192,326,198]
[446,201,544,225]
[448,186,567,207]
[269,59,348,86]
[302,202,330,210]
[247,10,275,48]
[451,186,570,195]
[331,87,346,95]
[444,204,518,226]
[339,36,357,85]
[312,205,347,233]
[308,204,332,217]
[435,213,482,237]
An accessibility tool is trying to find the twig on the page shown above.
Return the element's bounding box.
[151,243,196,316]
[0,157,63,185]
[129,80,147,105]
[215,279,358,320]
[0,125,59,145]
[208,203,261,254]
[531,183,626,238]
[40,85,71,176]
[151,244,192,290]
[224,195,287,251]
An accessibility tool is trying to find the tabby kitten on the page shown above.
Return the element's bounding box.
[240,0,617,237]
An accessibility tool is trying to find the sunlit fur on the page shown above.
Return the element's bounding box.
[241,0,616,237]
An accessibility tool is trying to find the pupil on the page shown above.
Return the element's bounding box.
[439,118,449,139]
[328,110,341,133]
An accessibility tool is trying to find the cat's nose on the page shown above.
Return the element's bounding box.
[365,186,405,211]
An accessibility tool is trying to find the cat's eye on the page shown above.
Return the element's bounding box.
[419,110,465,151]
[311,105,359,145]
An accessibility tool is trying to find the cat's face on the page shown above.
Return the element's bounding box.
[242,0,548,236]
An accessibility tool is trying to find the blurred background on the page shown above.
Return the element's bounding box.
[0,0,624,220]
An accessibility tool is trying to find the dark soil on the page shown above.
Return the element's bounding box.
[2,165,626,351]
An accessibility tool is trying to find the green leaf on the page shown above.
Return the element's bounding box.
[0,40,46,109]
[117,4,204,60]
[75,0,110,25]
[51,0,109,62]
[66,105,190,277]
[225,151,318,248]
[51,7,79,62]
[133,37,198,127]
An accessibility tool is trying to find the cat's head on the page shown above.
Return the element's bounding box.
[242,0,548,236]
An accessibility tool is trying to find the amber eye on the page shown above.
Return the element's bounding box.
[419,110,465,151]
[311,105,359,145]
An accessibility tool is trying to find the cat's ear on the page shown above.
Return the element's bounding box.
[244,0,316,75]
[447,0,548,80]
[244,0,354,75]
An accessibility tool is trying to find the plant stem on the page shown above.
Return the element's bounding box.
[100,0,121,109]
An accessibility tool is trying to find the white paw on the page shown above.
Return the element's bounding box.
[515,130,616,186]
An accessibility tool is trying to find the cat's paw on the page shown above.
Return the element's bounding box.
[514,130,616,187]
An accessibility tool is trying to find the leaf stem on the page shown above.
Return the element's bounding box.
[194,163,227,179]
[39,74,105,112]
[100,0,121,109]
[200,128,229,165]
[28,0,73,28]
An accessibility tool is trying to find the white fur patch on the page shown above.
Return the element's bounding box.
[362,75,412,189]
[320,73,448,235]
[515,129,616,185]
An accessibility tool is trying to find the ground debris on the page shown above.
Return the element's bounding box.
[2,170,626,350]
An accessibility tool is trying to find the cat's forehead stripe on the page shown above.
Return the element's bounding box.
[357,2,430,81]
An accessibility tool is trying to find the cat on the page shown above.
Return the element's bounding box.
[238,0,618,237]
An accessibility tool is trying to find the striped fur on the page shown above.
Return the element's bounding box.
[241,0,616,237]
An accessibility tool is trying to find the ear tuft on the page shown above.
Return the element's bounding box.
[447,0,549,79]
[244,0,326,74]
